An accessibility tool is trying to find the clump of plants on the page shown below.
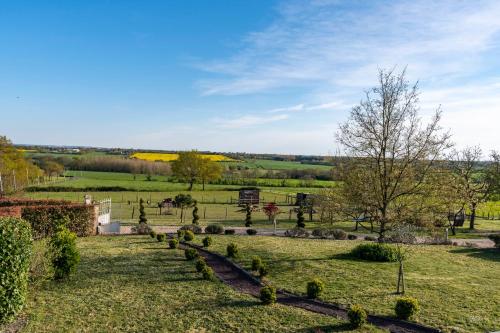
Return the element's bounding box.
[306,278,325,299]
[284,227,309,238]
[149,230,156,239]
[226,243,238,258]
[134,198,152,235]
[205,224,224,234]
[259,265,269,278]
[168,238,179,249]
[184,230,195,242]
[245,203,252,227]
[395,297,419,320]
[184,248,198,260]
[246,229,257,235]
[0,217,32,324]
[260,285,277,305]
[202,236,213,247]
[195,258,207,272]
[332,229,347,240]
[156,233,166,242]
[224,229,236,235]
[179,224,202,234]
[201,265,215,281]
[348,304,367,328]
[251,256,263,271]
[50,226,80,280]
[296,205,305,228]
[350,243,397,262]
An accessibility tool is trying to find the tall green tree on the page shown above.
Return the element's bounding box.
[171,151,204,191]
[192,200,200,225]
[175,194,194,223]
[199,158,223,191]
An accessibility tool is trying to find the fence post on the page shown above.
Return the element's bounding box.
[204,207,206,219]
[225,207,228,220]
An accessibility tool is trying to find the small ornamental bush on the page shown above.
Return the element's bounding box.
[201,265,215,281]
[195,258,207,272]
[350,243,397,262]
[177,229,186,239]
[184,230,195,242]
[284,227,309,238]
[224,229,236,235]
[205,224,224,234]
[149,231,156,239]
[202,236,213,247]
[246,229,257,235]
[156,233,166,242]
[259,265,269,278]
[184,248,198,260]
[168,238,179,249]
[332,229,347,240]
[251,256,263,271]
[226,243,238,258]
[179,224,202,234]
[306,278,325,299]
[348,304,367,328]
[312,228,327,238]
[488,234,500,248]
[0,217,32,324]
[347,234,358,240]
[395,297,419,320]
[50,226,80,280]
[364,236,377,241]
[260,286,277,305]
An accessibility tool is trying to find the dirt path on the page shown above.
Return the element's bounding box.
[180,241,441,333]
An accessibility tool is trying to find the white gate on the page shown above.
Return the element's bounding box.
[97,198,112,225]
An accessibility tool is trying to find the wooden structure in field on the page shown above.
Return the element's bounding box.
[295,193,319,207]
[238,188,260,206]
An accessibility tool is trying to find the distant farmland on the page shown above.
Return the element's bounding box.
[131,152,235,162]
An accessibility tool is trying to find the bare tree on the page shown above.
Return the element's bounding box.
[337,67,451,240]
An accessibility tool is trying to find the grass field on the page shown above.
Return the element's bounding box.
[236,159,333,171]
[13,236,383,333]
[131,152,236,162]
[191,235,500,333]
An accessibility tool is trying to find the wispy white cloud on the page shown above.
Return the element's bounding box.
[212,114,289,129]
[269,104,305,113]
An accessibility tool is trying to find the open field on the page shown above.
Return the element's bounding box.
[131,152,236,162]
[235,159,334,171]
[12,236,382,333]
[191,235,500,333]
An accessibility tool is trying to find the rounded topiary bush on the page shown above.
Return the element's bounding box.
[205,224,224,234]
[168,238,179,249]
[251,256,262,271]
[201,265,215,281]
[177,229,185,239]
[0,217,32,324]
[347,234,358,240]
[350,243,397,262]
[260,286,277,305]
[306,278,325,299]
[246,229,257,235]
[149,230,156,239]
[202,236,213,247]
[179,224,202,234]
[156,233,166,242]
[226,243,238,258]
[258,265,269,278]
[184,248,198,260]
[224,229,235,235]
[50,226,80,280]
[195,258,207,272]
[332,229,347,240]
[184,230,195,242]
[348,304,367,328]
[395,297,419,320]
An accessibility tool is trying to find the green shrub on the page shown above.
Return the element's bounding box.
[168,238,179,249]
[364,236,377,241]
[224,229,235,235]
[284,227,309,238]
[202,236,213,247]
[226,243,238,258]
[348,304,367,328]
[260,286,277,305]
[306,278,325,299]
[205,224,224,234]
[184,248,198,260]
[251,256,263,271]
[488,234,500,248]
[332,229,347,240]
[395,297,419,320]
[49,226,80,280]
[246,229,257,235]
[184,230,195,242]
[347,234,358,240]
[259,265,269,278]
[149,231,156,239]
[201,265,215,281]
[195,258,207,272]
[177,229,185,239]
[312,228,328,238]
[350,243,397,262]
[0,217,32,324]
[156,233,166,242]
[179,224,202,234]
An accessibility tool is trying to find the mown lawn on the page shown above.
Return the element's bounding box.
[15,236,383,333]
[192,235,500,333]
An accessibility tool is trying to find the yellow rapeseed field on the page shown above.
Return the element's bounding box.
[130,152,235,162]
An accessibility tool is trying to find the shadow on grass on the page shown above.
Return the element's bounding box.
[295,323,355,332]
[449,247,500,262]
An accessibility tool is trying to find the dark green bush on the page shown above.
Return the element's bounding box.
[260,286,277,305]
[364,236,377,241]
[205,224,224,234]
[224,229,235,235]
[395,297,419,320]
[306,278,325,299]
[179,224,202,234]
[177,229,185,239]
[201,265,215,281]
[149,231,156,239]
[168,238,179,249]
[226,243,238,258]
[347,234,358,240]
[350,243,397,262]
[184,230,195,242]
[195,258,207,272]
[156,233,166,242]
[259,265,269,278]
[284,227,309,238]
[332,229,347,240]
[488,234,500,248]
[246,229,257,235]
[202,236,213,247]
[348,304,367,328]
[184,248,198,260]
[251,256,263,271]
[49,226,80,280]
[0,217,32,324]
[311,228,328,238]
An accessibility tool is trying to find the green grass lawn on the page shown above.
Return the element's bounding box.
[236,159,334,171]
[191,235,500,333]
[14,236,383,333]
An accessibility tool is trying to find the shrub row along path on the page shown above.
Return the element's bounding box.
[178,240,441,333]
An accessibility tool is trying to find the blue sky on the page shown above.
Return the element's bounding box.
[1,0,499,155]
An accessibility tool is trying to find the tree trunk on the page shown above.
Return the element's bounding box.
[188,179,194,191]
[180,208,184,223]
[469,204,476,229]
[397,261,405,294]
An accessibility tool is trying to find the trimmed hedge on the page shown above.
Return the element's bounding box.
[260,286,277,305]
[395,297,419,320]
[348,304,367,328]
[49,226,80,280]
[0,217,33,324]
[350,243,398,262]
[0,198,69,207]
[205,224,224,234]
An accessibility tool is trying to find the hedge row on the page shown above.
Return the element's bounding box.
[0,198,70,207]
[26,186,129,192]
